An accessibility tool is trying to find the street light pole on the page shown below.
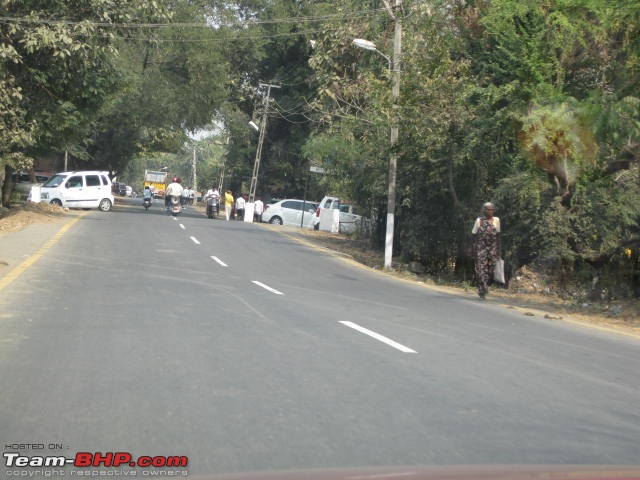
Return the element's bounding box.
[385,0,402,270]
[353,0,402,269]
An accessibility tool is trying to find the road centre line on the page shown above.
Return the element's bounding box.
[339,321,417,353]
[211,256,228,267]
[252,281,284,295]
[190,236,200,245]
[180,224,185,230]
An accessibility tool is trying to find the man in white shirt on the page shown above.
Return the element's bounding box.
[235,194,246,221]
[204,187,218,200]
[165,178,184,211]
[181,186,190,208]
[254,197,264,222]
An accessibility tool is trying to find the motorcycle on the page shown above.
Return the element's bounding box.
[206,196,219,219]
[169,194,181,216]
[143,196,151,210]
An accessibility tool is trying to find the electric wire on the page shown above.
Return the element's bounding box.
[0,8,387,29]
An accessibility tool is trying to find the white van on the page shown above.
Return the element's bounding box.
[312,196,362,234]
[35,171,115,212]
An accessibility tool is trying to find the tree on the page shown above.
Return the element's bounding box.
[0,0,171,205]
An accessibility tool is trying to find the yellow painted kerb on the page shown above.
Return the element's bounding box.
[0,213,86,291]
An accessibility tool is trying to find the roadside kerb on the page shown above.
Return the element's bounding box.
[0,212,87,291]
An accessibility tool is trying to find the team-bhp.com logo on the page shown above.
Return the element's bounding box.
[4,452,188,468]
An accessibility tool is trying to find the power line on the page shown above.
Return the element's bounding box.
[90,27,340,44]
[0,8,386,29]
[0,8,387,45]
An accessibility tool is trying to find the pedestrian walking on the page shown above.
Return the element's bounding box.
[472,202,501,299]
[224,190,234,221]
[235,194,246,221]
[182,186,190,208]
[254,196,264,222]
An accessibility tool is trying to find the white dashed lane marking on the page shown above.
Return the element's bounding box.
[340,321,417,353]
[211,256,228,267]
[252,281,284,295]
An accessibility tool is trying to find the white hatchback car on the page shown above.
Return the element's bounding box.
[262,199,318,227]
[34,171,115,212]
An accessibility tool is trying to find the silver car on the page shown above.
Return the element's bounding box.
[262,199,318,227]
[13,172,52,200]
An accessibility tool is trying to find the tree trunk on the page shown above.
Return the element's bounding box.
[1,165,17,207]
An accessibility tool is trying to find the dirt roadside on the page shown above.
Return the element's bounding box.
[2,203,639,336]
[0,201,67,233]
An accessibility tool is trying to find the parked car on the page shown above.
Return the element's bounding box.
[12,171,52,200]
[262,199,318,227]
[313,195,363,234]
[111,182,127,196]
[34,170,115,211]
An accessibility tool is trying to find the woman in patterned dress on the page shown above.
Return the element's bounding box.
[472,202,501,299]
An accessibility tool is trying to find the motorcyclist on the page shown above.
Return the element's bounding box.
[205,186,220,202]
[204,186,221,218]
[165,177,184,211]
[142,185,153,202]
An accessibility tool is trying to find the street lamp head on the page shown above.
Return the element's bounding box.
[353,38,391,71]
[353,38,378,51]
[248,121,260,132]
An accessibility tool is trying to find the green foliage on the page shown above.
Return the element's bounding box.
[299,0,640,296]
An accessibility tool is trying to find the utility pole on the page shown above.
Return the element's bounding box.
[218,160,225,193]
[192,146,197,201]
[215,136,230,193]
[249,82,280,203]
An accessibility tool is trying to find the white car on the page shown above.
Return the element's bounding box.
[313,196,363,234]
[33,170,115,212]
[262,199,318,227]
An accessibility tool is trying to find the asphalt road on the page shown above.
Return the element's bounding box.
[1,199,639,476]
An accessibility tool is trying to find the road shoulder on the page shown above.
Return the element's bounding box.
[262,223,640,339]
[0,207,81,288]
